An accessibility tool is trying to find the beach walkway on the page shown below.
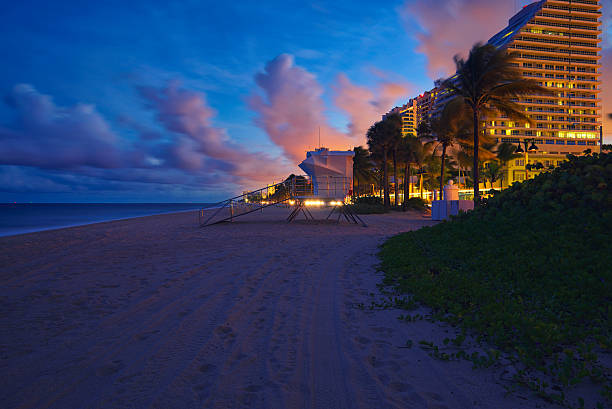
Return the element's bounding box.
[1,209,555,408]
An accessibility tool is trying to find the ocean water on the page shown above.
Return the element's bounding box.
[0,203,213,237]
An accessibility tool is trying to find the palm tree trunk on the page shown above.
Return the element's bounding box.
[473,108,480,205]
[439,143,447,200]
[393,148,398,206]
[383,150,390,207]
[403,162,409,211]
[354,173,359,197]
[419,172,423,199]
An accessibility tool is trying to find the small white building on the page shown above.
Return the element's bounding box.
[298,148,354,199]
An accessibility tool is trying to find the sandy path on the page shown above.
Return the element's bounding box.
[0,208,557,408]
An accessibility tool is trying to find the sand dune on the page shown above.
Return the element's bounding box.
[1,208,558,408]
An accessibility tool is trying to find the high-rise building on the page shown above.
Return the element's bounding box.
[487,0,602,156]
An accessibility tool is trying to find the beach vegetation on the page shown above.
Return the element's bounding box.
[379,152,612,406]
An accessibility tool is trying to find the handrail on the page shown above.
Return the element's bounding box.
[199,175,352,227]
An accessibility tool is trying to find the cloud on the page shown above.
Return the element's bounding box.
[402,0,517,78]
[333,73,412,139]
[249,54,354,162]
[138,81,287,181]
[0,83,289,198]
[0,84,135,169]
[249,54,411,160]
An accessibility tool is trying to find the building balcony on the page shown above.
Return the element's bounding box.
[542,5,602,16]
[513,38,601,51]
[518,65,601,76]
[515,55,601,67]
[528,20,603,34]
[536,12,600,25]
[546,0,601,9]
[509,45,599,58]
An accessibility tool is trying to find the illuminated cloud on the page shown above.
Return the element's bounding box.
[333,73,411,138]
[249,54,356,162]
[402,0,517,78]
[250,54,410,160]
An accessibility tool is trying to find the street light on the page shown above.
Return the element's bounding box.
[515,138,538,181]
[528,141,538,152]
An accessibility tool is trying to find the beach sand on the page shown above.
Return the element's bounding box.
[1,208,559,408]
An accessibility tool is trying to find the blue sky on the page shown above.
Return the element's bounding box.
[0,0,608,202]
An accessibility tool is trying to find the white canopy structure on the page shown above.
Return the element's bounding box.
[298,148,354,199]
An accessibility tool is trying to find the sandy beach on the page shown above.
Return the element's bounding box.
[1,208,558,409]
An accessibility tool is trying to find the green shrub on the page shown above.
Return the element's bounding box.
[380,152,612,403]
[346,203,388,214]
[353,195,383,206]
[402,197,428,211]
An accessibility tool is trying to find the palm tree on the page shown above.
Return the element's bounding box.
[367,114,402,207]
[442,43,549,205]
[409,139,433,199]
[418,98,471,199]
[496,142,521,188]
[481,160,504,189]
[396,136,418,209]
[352,146,373,197]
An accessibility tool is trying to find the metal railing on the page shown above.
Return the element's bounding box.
[199,175,352,226]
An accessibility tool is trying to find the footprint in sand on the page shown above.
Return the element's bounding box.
[214,325,236,344]
[354,336,371,346]
[96,360,123,376]
[388,381,413,393]
[199,363,217,373]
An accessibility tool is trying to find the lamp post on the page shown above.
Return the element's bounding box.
[515,138,538,181]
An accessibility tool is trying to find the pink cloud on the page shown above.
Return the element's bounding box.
[250,54,412,161]
[402,0,517,78]
[333,74,412,139]
[249,54,357,162]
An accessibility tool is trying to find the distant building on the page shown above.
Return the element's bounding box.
[385,87,439,138]
[386,100,417,137]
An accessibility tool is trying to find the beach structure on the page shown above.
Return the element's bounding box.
[199,148,365,227]
[297,148,353,199]
[431,181,474,221]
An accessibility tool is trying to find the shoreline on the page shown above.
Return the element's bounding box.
[0,206,205,239]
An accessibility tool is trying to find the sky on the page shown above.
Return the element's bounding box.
[0,0,610,202]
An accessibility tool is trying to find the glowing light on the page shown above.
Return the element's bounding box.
[304,200,325,206]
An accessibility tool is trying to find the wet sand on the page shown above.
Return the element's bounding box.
[1,208,560,408]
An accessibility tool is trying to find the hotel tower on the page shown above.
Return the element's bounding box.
[486,0,602,161]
